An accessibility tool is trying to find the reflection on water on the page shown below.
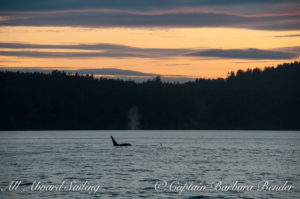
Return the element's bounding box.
[0,130,299,199]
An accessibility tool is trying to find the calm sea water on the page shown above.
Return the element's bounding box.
[0,131,299,199]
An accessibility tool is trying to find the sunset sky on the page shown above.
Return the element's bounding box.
[0,0,300,82]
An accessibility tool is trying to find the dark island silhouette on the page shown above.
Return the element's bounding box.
[0,61,299,130]
[111,136,132,146]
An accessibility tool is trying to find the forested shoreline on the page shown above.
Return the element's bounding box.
[0,61,299,130]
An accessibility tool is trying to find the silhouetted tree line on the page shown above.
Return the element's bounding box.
[0,61,299,130]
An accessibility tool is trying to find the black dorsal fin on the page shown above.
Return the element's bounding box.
[111,136,118,146]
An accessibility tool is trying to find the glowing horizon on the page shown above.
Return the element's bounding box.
[0,1,300,81]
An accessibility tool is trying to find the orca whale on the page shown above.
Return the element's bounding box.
[111,136,132,146]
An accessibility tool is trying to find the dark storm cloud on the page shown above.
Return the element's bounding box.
[277,46,300,55]
[0,42,192,58]
[0,43,130,50]
[187,48,297,60]
[0,42,298,60]
[0,0,299,30]
[0,0,298,11]
[0,11,300,30]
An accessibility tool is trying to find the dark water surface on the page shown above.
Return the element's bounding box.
[0,130,299,199]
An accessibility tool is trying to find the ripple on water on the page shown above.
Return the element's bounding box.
[185,195,211,199]
[0,130,299,199]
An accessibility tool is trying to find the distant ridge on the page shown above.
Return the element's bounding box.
[0,61,299,130]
